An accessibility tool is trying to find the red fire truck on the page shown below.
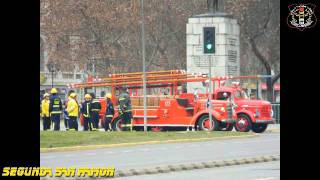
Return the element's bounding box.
[73,70,236,131]
[72,70,274,133]
[212,81,274,133]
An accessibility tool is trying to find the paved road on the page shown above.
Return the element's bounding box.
[41,133,280,171]
[113,161,280,180]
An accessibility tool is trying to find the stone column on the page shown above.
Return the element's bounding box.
[186,14,240,93]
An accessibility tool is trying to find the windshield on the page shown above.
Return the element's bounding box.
[234,90,248,99]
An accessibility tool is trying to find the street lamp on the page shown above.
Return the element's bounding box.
[47,62,57,88]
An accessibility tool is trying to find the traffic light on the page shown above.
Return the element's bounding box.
[203,27,215,54]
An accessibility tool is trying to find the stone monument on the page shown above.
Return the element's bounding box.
[186,0,240,93]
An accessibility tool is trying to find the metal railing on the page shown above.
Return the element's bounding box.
[271,103,280,124]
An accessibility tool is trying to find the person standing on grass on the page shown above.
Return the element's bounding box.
[118,86,132,131]
[104,93,114,132]
[90,93,101,131]
[49,88,63,131]
[64,90,75,131]
[41,93,51,130]
[81,94,92,131]
[66,93,79,131]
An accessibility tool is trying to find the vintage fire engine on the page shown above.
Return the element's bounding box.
[72,70,274,133]
[212,81,275,133]
[72,70,236,131]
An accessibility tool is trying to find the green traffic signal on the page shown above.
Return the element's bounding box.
[206,44,212,50]
[203,27,215,54]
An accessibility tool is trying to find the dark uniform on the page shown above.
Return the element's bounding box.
[90,94,101,131]
[118,91,132,131]
[49,94,63,131]
[81,100,92,131]
[105,99,114,131]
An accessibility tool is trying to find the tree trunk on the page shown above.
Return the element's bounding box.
[266,77,273,102]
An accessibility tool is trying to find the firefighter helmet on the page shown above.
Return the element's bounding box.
[84,94,92,100]
[51,88,58,94]
[105,93,112,99]
[70,93,77,98]
[43,93,50,98]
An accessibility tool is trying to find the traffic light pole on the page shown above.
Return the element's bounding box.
[208,55,213,130]
[141,0,147,132]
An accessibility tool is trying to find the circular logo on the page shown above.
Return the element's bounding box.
[287,4,317,31]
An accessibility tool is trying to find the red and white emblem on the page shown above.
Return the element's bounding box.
[287,4,317,31]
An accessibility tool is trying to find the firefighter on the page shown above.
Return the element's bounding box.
[104,93,114,132]
[81,94,92,131]
[64,90,75,131]
[41,93,51,130]
[49,88,63,131]
[67,93,79,131]
[90,93,101,131]
[118,86,132,131]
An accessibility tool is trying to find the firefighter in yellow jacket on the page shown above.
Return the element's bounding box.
[41,93,51,130]
[66,93,79,131]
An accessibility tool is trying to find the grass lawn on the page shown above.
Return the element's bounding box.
[40,131,252,148]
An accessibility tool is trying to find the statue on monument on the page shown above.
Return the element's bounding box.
[207,0,222,13]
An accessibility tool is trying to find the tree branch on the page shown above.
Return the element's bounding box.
[271,72,280,85]
[249,38,271,74]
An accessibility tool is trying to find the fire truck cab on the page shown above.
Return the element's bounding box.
[213,83,275,133]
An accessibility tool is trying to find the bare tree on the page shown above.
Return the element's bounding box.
[225,0,280,102]
[41,0,280,102]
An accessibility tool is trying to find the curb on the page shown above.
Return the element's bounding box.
[39,154,279,179]
[40,134,257,153]
[112,154,280,178]
[264,128,280,133]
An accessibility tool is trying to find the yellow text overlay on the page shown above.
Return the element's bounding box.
[2,167,115,177]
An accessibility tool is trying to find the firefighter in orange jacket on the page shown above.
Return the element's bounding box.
[67,93,79,131]
[81,94,92,131]
[41,93,51,130]
[104,93,114,131]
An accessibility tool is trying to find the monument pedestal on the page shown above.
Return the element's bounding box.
[186,13,240,93]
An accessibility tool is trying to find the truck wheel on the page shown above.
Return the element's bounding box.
[252,124,268,133]
[197,115,219,131]
[235,114,252,132]
[112,118,123,131]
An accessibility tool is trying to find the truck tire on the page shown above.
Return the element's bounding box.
[112,117,123,131]
[252,123,268,133]
[235,114,252,132]
[197,114,219,131]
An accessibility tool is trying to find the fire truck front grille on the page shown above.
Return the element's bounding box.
[261,106,270,117]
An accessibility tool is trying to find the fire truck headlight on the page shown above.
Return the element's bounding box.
[270,109,274,118]
[255,109,261,118]
[220,107,225,112]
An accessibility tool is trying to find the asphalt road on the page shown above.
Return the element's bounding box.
[40,133,280,171]
[113,161,280,180]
